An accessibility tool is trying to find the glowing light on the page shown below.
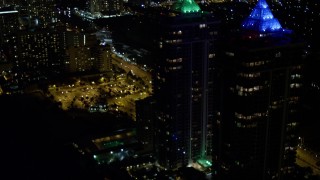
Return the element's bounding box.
[197,159,212,168]
[0,10,18,15]
[241,0,282,32]
[173,0,201,13]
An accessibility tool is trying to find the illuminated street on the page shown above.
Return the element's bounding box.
[1,0,320,179]
[111,53,152,94]
[296,146,320,175]
[47,52,152,120]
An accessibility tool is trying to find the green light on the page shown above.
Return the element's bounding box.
[197,159,212,168]
[206,160,212,166]
[173,0,201,14]
[102,141,124,148]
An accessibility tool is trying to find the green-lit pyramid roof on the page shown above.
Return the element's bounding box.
[173,0,201,13]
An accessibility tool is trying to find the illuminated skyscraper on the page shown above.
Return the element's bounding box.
[65,32,98,73]
[0,8,19,44]
[150,0,220,169]
[212,0,306,179]
[7,28,65,82]
[89,0,124,15]
[0,0,19,7]
[19,0,57,28]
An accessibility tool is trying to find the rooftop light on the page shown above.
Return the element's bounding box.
[173,0,201,14]
[241,0,282,33]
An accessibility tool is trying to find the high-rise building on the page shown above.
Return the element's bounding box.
[19,0,57,28]
[8,29,65,80]
[65,31,112,74]
[89,0,124,15]
[0,8,19,44]
[0,0,19,7]
[136,97,156,154]
[65,32,98,73]
[0,7,19,73]
[149,0,220,169]
[212,0,306,179]
[96,45,113,73]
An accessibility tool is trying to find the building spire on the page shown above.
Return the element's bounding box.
[172,0,201,14]
[241,0,282,33]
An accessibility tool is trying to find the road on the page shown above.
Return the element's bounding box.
[111,54,152,94]
[296,146,320,175]
[47,52,152,120]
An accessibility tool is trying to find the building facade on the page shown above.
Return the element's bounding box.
[89,0,124,15]
[8,29,65,79]
[212,0,306,179]
[18,0,57,28]
[0,8,19,44]
[150,0,220,169]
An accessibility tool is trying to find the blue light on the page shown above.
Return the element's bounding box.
[241,0,282,33]
[172,134,178,141]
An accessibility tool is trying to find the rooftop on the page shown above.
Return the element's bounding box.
[172,0,201,14]
[241,0,283,33]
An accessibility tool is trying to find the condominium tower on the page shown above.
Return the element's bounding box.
[151,0,220,169]
[212,0,306,179]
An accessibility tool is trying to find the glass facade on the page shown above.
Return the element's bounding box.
[212,0,307,179]
[152,10,219,169]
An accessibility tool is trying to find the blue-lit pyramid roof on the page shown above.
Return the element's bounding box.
[241,0,282,33]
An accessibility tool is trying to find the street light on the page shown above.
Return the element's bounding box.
[298,136,304,147]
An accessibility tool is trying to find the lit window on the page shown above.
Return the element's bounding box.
[275,52,281,57]
[225,52,234,56]
[199,24,206,29]
[209,54,215,58]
